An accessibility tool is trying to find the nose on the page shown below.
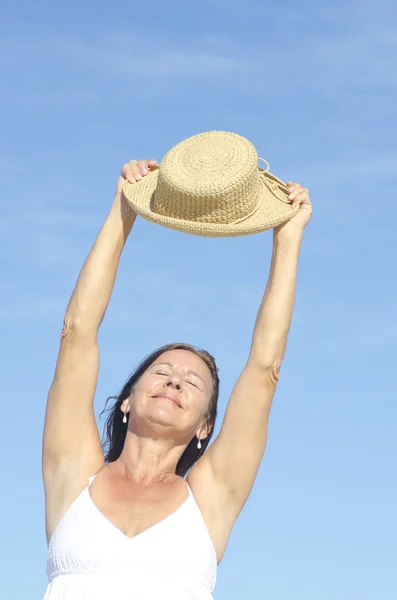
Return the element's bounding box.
[165,376,182,391]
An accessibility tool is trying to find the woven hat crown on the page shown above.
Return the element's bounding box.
[154,131,262,225]
[122,129,298,237]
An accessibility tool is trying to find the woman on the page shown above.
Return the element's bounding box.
[42,155,312,599]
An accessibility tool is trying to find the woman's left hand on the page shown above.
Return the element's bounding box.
[276,182,312,234]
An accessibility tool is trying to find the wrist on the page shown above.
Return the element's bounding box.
[113,193,137,222]
[273,222,304,247]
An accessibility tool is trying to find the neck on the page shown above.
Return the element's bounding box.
[114,430,186,485]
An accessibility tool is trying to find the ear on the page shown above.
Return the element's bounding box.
[196,418,212,442]
[120,398,131,415]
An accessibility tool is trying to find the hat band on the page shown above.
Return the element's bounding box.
[154,192,261,225]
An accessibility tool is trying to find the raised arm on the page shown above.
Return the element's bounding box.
[189,182,312,542]
[42,159,156,540]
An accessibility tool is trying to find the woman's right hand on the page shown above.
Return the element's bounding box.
[116,158,158,197]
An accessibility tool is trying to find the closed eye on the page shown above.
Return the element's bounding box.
[187,380,200,389]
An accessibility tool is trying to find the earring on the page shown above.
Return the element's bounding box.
[197,438,202,450]
[123,412,127,424]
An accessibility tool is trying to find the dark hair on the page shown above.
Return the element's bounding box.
[100,343,219,477]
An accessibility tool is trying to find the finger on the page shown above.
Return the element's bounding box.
[288,185,310,201]
[129,160,143,181]
[137,158,158,176]
[292,190,309,209]
[137,159,149,176]
[288,185,304,200]
[122,158,158,185]
[287,182,301,194]
[121,162,137,184]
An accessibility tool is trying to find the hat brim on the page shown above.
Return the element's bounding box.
[122,167,299,238]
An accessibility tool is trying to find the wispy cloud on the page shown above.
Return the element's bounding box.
[1,1,395,115]
[61,35,249,79]
[0,30,251,90]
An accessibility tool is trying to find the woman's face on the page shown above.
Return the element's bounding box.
[127,349,213,443]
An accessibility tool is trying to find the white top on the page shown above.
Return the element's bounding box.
[43,474,217,600]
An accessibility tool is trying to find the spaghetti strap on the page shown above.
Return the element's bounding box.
[87,474,97,487]
[185,481,194,498]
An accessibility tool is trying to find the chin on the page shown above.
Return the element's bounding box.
[133,399,185,432]
[144,407,180,428]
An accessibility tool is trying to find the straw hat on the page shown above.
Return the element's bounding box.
[123,131,299,237]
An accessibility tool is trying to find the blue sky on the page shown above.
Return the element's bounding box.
[1,0,396,598]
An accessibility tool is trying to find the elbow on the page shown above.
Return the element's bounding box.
[268,359,282,387]
[61,313,97,341]
[248,355,283,387]
[61,314,81,338]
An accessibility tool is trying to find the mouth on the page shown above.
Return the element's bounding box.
[152,393,182,408]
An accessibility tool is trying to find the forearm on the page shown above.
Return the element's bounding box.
[249,228,303,368]
[64,195,136,334]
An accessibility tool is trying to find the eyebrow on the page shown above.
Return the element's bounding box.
[154,362,205,385]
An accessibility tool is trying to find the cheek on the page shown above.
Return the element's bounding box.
[129,380,150,409]
[134,375,158,395]
[189,390,210,418]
